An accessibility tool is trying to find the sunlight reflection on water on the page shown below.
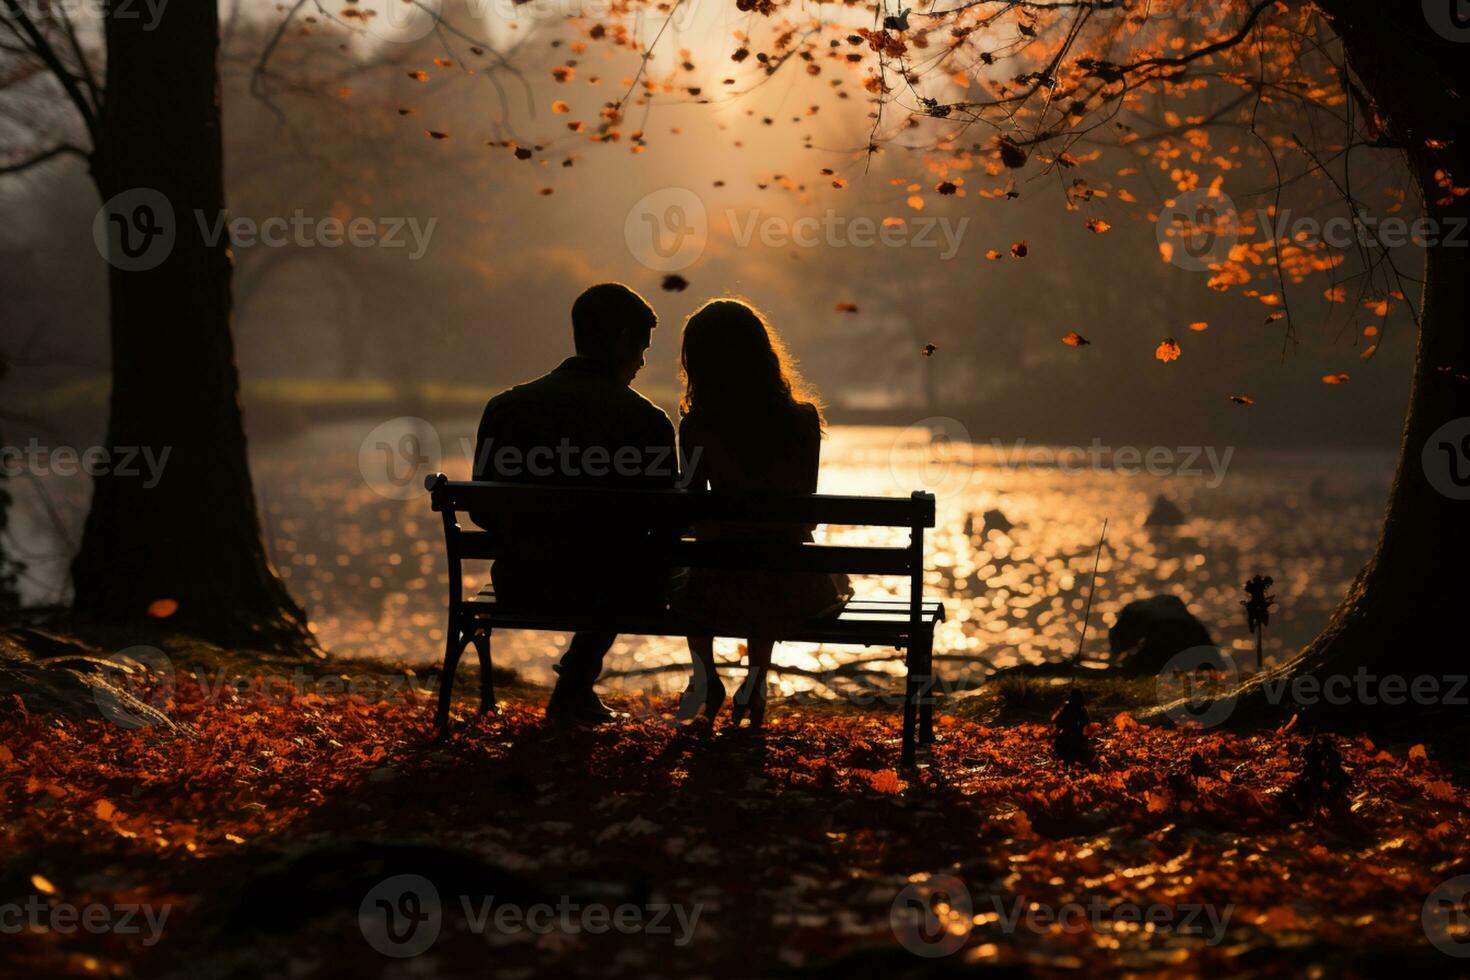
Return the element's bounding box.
[255,421,1393,700]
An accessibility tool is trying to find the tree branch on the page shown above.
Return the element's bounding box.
[0,142,86,175]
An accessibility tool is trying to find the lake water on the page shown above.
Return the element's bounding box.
[244,419,1393,699]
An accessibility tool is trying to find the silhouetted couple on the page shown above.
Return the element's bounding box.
[474,282,850,727]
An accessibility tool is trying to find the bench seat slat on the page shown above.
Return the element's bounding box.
[463,587,943,643]
[453,533,913,575]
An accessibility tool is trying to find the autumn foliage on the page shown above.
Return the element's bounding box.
[4,679,1467,975]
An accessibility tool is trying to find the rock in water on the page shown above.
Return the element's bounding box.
[1108,595,1222,675]
[982,508,1013,534]
[1144,494,1186,527]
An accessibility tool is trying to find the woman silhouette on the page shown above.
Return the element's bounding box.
[675,299,852,727]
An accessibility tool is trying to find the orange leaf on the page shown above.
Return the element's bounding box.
[147,598,179,619]
[1155,338,1181,363]
[1188,321,1209,332]
[1062,332,1090,347]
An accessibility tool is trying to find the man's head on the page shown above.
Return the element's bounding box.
[572,282,656,385]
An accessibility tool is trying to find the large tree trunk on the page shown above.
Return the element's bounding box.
[73,1,313,649]
[1232,0,1470,718]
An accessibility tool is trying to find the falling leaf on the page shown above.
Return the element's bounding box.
[514,147,533,160]
[407,71,428,81]
[147,598,178,619]
[1322,373,1350,385]
[1009,240,1028,258]
[1062,332,1090,347]
[834,302,859,313]
[432,57,453,67]
[920,344,937,357]
[935,181,958,195]
[1188,321,1209,332]
[31,873,56,895]
[1229,394,1255,406]
[1155,338,1181,363]
[984,249,1004,261]
[425,131,449,140]
[661,274,689,292]
[552,66,575,83]
[1085,218,1111,233]
[1360,345,1378,361]
[551,100,571,114]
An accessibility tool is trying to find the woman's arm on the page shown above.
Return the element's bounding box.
[798,403,822,495]
[678,415,709,492]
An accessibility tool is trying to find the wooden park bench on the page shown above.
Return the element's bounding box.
[424,474,945,764]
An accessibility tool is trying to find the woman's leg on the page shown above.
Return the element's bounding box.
[679,636,726,721]
[732,638,774,728]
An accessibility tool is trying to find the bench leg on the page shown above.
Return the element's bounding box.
[916,632,936,746]
[901,650,919,767]
[435,624,469,730]
[472,629,495,714]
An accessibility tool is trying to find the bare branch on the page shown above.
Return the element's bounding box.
[0,142,85,174]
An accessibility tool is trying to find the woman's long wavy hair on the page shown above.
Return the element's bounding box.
[679,299,824,439]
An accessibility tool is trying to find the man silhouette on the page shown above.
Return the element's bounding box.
[473,283,677,723]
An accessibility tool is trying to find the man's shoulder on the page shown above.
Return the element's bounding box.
[621,385,674,429]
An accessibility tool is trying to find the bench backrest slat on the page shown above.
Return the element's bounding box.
[426,476,935,529]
